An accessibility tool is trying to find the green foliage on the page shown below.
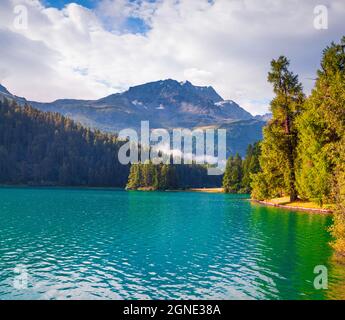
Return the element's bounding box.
[223,153,243,193]
[222,143,261,194]
[0,99,129,187]
[251,56,305,201]
[241,142,261,193]
[248,37,345,255]
[126,164,142,190]
[250,172,270,201]
[296,37,345,206]
[330,137,345,256]
[251,38,344,206]
[294,36,345,255]
[127,162,221,191]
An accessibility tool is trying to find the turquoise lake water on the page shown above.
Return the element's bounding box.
[0,187,344,300]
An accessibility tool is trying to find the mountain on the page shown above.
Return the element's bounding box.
[222,119,266,156]
[28,79,256,130]
[0,84,28,105]
[0,80,256,130]
[0,80,267,156]
[0,84,11,96]
[214,100,253,120]
[255,113,272,122]
[0,99,220,188]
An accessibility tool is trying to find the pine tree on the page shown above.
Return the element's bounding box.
[126,164,141,190]
[296,37,345,206]
[159,165,170,190]
[152,165,160,190]
[251,56,305,201]
[241,142,261,193]
[223,153,243,193]
[141,162,153,187]
[330,138,345,256]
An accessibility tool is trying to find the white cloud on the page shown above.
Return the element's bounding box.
[0,0,344,114]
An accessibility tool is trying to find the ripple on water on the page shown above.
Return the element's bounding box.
[0,188,343,300]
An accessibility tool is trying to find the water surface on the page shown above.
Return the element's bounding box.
[0,187,344,300]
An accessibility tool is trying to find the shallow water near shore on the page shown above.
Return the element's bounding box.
[0,187,344,300]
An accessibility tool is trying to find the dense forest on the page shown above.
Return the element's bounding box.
[223,37,345,256]
[222,143,261,194]
[0,98,221,189]
[0,98,129,187]
[127,161,221,190]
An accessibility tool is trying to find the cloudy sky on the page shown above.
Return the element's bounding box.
[0,0,344,114]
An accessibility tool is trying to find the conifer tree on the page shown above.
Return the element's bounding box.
[223,153,243,193]
[241,142,261,193]
[159,164,169,190]
[330,139,345,256]
[251,56,305,201]
[296,37,345,206]
[152,165,160,190]
[126,164,141,190]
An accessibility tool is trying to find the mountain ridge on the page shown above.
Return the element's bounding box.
[0,80,267,156]
[0,79,256,130]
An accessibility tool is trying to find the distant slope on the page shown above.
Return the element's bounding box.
[0,99,129,187]
[0,84,11,96]
[195,119,266,157]
[215,100,253,121]
[0,98,224,188]
[0,84,27,105]
[26,79,255,131]
[255,113,272,121]
[222,119,265,156]
[0,80,267,156]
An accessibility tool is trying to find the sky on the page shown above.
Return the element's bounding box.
[43,0,96,8]
[0,0,344,115]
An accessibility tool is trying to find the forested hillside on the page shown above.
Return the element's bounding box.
[0,99,129,187]
[0,98,223,189]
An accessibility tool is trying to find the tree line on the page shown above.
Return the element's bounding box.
[0,98,129,187]
[126,161,221,190]
[222,37,345,256]
[0,98,221,190]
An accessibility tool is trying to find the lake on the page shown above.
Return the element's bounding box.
[0,187,344,300]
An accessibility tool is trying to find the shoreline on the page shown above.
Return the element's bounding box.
[127,187,226,193]
[187,188,224,194]
[0,184,124,191]
[251,199,333,214]
[0,185,334,214]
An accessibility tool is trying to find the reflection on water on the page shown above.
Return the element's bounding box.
[0,187,344,300]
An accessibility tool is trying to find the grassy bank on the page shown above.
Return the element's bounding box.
[129,187,225,193]
[188,188,224,194]
[252,197,334,214]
